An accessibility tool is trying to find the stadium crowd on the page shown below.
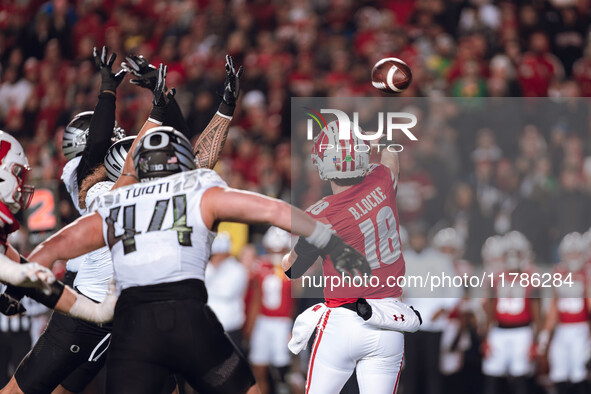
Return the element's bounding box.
[0,0,590,393]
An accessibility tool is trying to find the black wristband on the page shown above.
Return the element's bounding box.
[23,280,65,309]
[284,267,293,279]
[98,91,116,101]
[294,236,319,256]
[149,105,167,124]
[217,101,235,117]
[288,236,322,279]
[5,284,26,301]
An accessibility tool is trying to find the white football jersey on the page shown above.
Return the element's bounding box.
[94,169,227,291]
[73,181,115,302]
[61,156,85,272]
[61,156,85,215]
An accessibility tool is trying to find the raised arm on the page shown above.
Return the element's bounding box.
[112,64,170,189]
[381,146,400,181]
[123,54,243,170]
[77,47,126,179]
[76,47,127,206]
[194,55,243,169]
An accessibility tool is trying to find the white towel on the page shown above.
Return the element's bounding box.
[365,298,421,332]
[288,303,328,355]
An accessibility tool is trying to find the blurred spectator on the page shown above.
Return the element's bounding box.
[205,232,249,352]
[517,32,564,97]
[248,227,294,394]
[402,224,460,394]
[549,166,591,245]
[440,182,494,264]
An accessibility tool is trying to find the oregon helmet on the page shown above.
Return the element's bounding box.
[63,111,93,160]
[104,136,136,182]
[133,126,195,182]
[63,111,127,161]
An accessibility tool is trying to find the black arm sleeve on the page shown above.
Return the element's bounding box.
[284,236,322,279]
[76,92,117,188]
[20,281,65,309]
[164,97,193,140]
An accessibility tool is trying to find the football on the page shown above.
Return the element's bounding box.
[371,57,412,94]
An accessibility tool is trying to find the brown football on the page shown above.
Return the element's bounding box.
[371,57,412,94]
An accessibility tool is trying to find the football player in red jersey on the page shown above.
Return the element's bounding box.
[282,121,422,394]
[482,231,541,394]
[431,228,475,392]
[538,232,590,394]
[249,227,294,394]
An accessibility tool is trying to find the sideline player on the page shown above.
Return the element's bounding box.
[282,121,422,394]
[432,228,474,393]
[249,227,294,394]
[538,232,590,394]
[482,231,541,394]
[26,119,370,394]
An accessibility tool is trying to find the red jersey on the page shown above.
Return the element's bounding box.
[306,164,405,307]
[253,259,293,318]
[493,268,538,327]
[0,202,19,254]
[573,57,591,97]
[554,264,589,324]
[517,52,563,97]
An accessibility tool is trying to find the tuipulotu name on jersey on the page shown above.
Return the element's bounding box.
[92,169,227,292]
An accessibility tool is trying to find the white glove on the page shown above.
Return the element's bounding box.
[68,280,118,324]
[0,254,55,289]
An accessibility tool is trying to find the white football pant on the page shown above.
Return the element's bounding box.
[482,326,533,377]
[548,322,590,383]
[249,316,292,367]
[306,307,404,394]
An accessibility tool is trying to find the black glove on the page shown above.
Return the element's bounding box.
[355,298,372,321]
[410,306,422,325]
[93,46,127,93]
[149,64,176,124]
[122,55,158,90]
[321,235,372,278]
[0,292,26,316]
[218,55,244,116]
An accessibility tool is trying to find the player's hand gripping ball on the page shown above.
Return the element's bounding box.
[371,57,412,94]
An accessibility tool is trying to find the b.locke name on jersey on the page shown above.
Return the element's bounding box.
[306,164,405,306]
[347,186,388,220]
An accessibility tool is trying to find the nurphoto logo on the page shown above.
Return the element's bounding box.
[305,108,419,148]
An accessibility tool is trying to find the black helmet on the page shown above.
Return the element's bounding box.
[63,111,127,161]
[133,126,195,182]
[63,111,93,160]
[104,136,136,182]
